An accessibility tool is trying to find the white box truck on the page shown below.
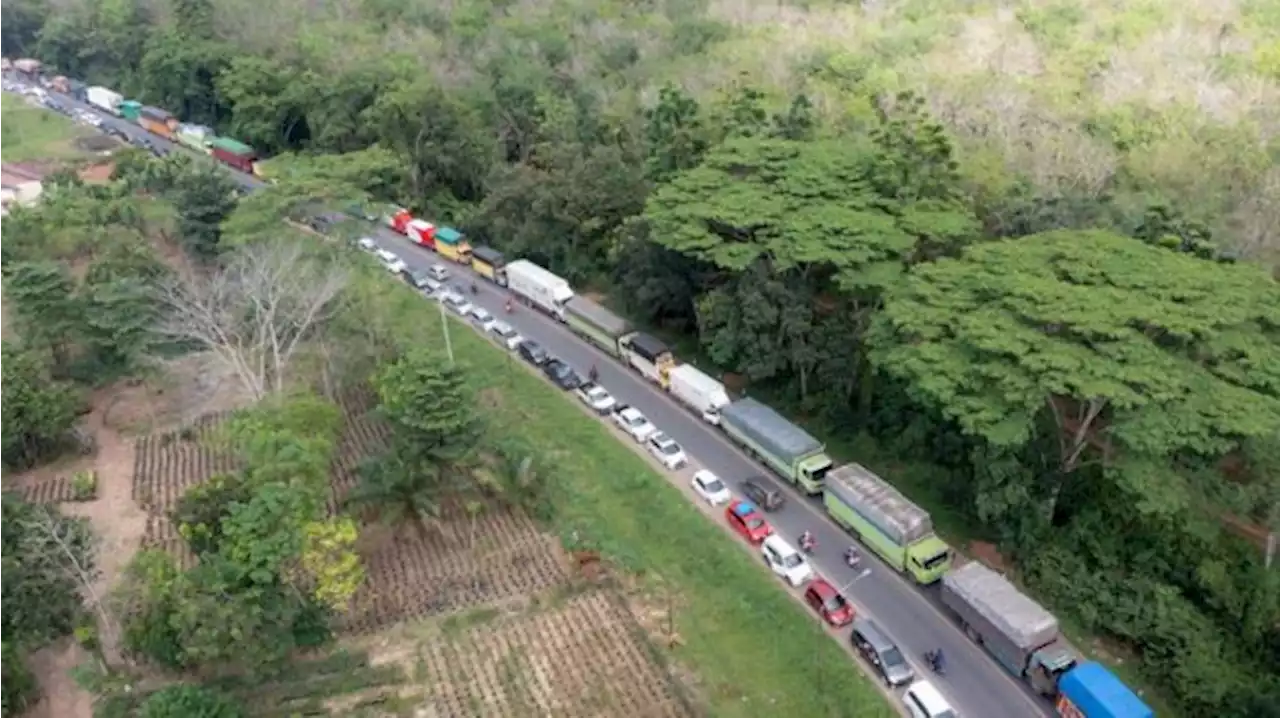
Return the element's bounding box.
[667,364,730,425]
[506,260,573,321]
[85,86,123,115]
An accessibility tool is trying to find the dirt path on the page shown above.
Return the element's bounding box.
[17,406,146,718]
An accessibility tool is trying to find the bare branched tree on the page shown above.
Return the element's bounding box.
[16,508,120,662]
[154,241,351,400]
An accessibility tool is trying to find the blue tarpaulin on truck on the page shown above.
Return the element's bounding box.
[1057,662,1153,718]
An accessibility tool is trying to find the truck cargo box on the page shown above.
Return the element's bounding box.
[941,563,1060,676]
[566,297,631,341]
[667,364,730,423]
[1057,663,1153,718]
[623,333,668,363]
[825,464,935,547]
[720,399,823,464]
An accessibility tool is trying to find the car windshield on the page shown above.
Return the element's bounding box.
[588,388,608,400]
[704,479,725,493]
[782,553,804,569]
[495,326,514,337]
[627,416,645,427]
[745,517,765,530]
[823,595,846,612]
[660,443,680,455]
[474,311,492,320]
[921,550,951,570]
[881,647,906,667]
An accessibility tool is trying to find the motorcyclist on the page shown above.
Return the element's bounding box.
[470,281,479,295]
[799,530,816,552]
[588,364,599,383]
[505,298,514,313]
[926,648,946,674]
[844,545,861,567]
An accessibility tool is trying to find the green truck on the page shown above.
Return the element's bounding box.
[564,296,633,356]
[719,398,832,494]
[118,100,142,122]
[823,464,952,584]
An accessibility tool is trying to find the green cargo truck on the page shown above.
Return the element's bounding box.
[564,296,632,356]
[118,100,142,122]
[823,464,952,584]
[719,398,832,494]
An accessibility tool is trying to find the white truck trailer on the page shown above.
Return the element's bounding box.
[666,364,730,425]
[85,86,123,115]
[506,260,573,321]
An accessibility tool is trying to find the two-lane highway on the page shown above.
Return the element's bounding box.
[39,84,1053,718]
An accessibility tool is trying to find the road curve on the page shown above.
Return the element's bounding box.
[38,84,1054,718]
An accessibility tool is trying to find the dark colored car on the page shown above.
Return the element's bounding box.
[517,340,550,366]
[851,618,915,687]
[740,477,785,511]
[400,268,432,291]
[542,358,582,390]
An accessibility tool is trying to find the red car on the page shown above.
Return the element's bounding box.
[725,500,773,544]
[804,578,856,627]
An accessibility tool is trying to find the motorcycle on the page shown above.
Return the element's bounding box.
[504,299,515,314]
[799,532,817,555]
[844,547,861,568]
[924,649,946,676]
[470,282,479,295]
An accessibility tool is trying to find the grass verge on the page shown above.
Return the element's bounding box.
[1,92,95,162]
[390,285,897,718]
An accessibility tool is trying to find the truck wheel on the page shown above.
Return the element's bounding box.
[964,624,981,644]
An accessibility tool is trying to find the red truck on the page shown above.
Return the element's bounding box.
[406,219,436,249]
[209,137,257,174]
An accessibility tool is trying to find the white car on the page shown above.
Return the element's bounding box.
[761,535,815,587]
[357,236,377,251]
[612,406,656,443]
[443,294,473,316]
[429,264,450,281]
[469,307,497,331]
[374,248,406,274]
[575,383,616,414]
[902,680,957,718]
[646,431,687,470]
[690,470,732,506]
[487,321,523,350]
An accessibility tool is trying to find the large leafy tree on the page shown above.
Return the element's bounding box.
[1,494,97,646]
[349,351,484,528]
[1,343,81,469]
[870,229,1280,518]
[166,157,240,260]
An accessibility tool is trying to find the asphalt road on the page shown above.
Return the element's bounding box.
[38,82,1054,718]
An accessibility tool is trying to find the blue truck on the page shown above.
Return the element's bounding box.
[1057,662,1153,718]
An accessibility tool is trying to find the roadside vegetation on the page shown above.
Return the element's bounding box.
[3,0,1279,714]
[1,153,894,717]
[1,92,96,162]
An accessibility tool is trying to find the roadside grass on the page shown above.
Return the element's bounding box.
[381,281,897,718]
[1,92,95,162]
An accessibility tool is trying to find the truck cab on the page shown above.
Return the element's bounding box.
[1029,644,1078,698]
[799,455,833,489]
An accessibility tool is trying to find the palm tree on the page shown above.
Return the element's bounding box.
[475,439,552,521]
[344,453,444,534]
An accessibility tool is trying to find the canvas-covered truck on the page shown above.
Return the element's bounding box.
[667,364,730,425]
[434,227,472,263]
[941,562,1081,697]
[470,246,507,286]
[176,124,214,153]
[507,260,573,321]
[86,86,123,115]
[210,137,257,173]
[823,464,952,583]
[565,296,632,356]
[139,106,176,138]
[619,333,674,388]
[719,398,833,494]
[1056,662,1153,718]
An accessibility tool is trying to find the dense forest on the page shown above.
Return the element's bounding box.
[3,0,1279,714]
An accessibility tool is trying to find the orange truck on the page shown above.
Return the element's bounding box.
[138,106,177,139]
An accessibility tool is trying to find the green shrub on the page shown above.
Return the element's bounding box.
[138,685,245,718]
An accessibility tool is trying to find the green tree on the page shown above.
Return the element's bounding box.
[349,351,484,527]
[1,494,96,645]
[138,684,245,718]
[4,261,83,372]
[869,229,1280,520]
[167,158,240,259]
[1,640,37,718]
[1,343,80,469]
[645,84,710,182]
